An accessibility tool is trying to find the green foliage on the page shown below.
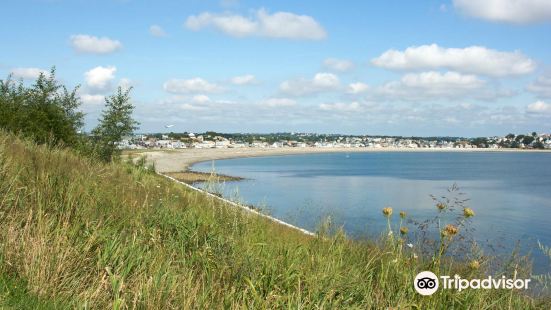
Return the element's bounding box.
[523,135,535,145]
[0,69,140,163]
[0,270,70,309]
[534,241,551,290]
[515,134,526,142]
[91,86,139,162]
[471,137,488,148]
[0,68,84,147]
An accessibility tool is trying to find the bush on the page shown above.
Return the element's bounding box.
[0,68,139,163]
[0,68,83,148]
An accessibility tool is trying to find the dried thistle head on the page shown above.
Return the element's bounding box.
[436,202,446,211]
[469,260,480,270]
[399,211,406,219]
[382,207,393,218]
[400,226,409,235]
[443,224,459,236]
[463,207,475,218]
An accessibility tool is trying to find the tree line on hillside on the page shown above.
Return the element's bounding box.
[0,68,138,162]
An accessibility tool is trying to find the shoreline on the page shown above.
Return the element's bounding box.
[159,172,316,236]
[126,147,551,173]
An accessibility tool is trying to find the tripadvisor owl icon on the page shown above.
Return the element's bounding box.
[414,271,439,296]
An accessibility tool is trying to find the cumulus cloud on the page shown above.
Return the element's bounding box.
[319,101,361,112]
[149,25,167,37]
[80,94,105,106]
[280,72,339,96]
[163,78,222,94]
[192,94,211,103]
[453,0,551,24]
[323,58,354,72]
[262,98,296,107]
[400,71,484,89]
[84,66,117,93]
[158,95,211,111]
[186,13,256,36]
[371,44,535,77]
[373,71,512,101]
[70,34,122,54]
[185,8,327,40]
[10,67,47,79]
[179,103,208,111]
[347,82,369,94]
[527,101,551,114]
[231,74,257,85]
[527,74,551,98]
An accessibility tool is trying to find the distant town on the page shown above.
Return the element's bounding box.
[118,131,551,150]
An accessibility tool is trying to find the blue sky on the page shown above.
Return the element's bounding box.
[1,0,550,136]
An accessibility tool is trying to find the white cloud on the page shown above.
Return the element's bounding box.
[81,94,105,106]
[231,74,257,85]
[280,72,340,96]
[323,58,354,72]
[401,71,484,89]
[262,98,296,107]
[526,101,551,114]
[149,25,167,37]
[373,71,510,101]
[84,66,117,93]
[257,9,327,40]
[311,73,339,88]
[158,95,211,111]
[192,94,211,103]
[185,8,326,40]
[527,74,551,98]
[371,44,535,77]
[186,13,256,36]
[257,9,325,40]
[347,82,369,94]
[163,78,222,94]
[453,0,551,24]
[320,101,361,112]
[179,103,207,111]
[70,34,122,54]
[10,67,47,79]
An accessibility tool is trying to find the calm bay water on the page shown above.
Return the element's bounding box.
[193,152,551,272]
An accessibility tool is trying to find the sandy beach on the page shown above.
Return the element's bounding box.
[127,147,551,173]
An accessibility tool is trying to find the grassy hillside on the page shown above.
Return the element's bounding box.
[0,132,548,309]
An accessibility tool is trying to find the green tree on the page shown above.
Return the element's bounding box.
[522,136,535,146]
[471,137,488,148]
[515,134,525,142]
[0,68,83,147]
[92,87,139,162]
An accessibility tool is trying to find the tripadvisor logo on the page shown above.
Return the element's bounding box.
[413,271,531,296]
[414,271,439,296]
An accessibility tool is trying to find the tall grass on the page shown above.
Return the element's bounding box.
[0,132,549,309]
